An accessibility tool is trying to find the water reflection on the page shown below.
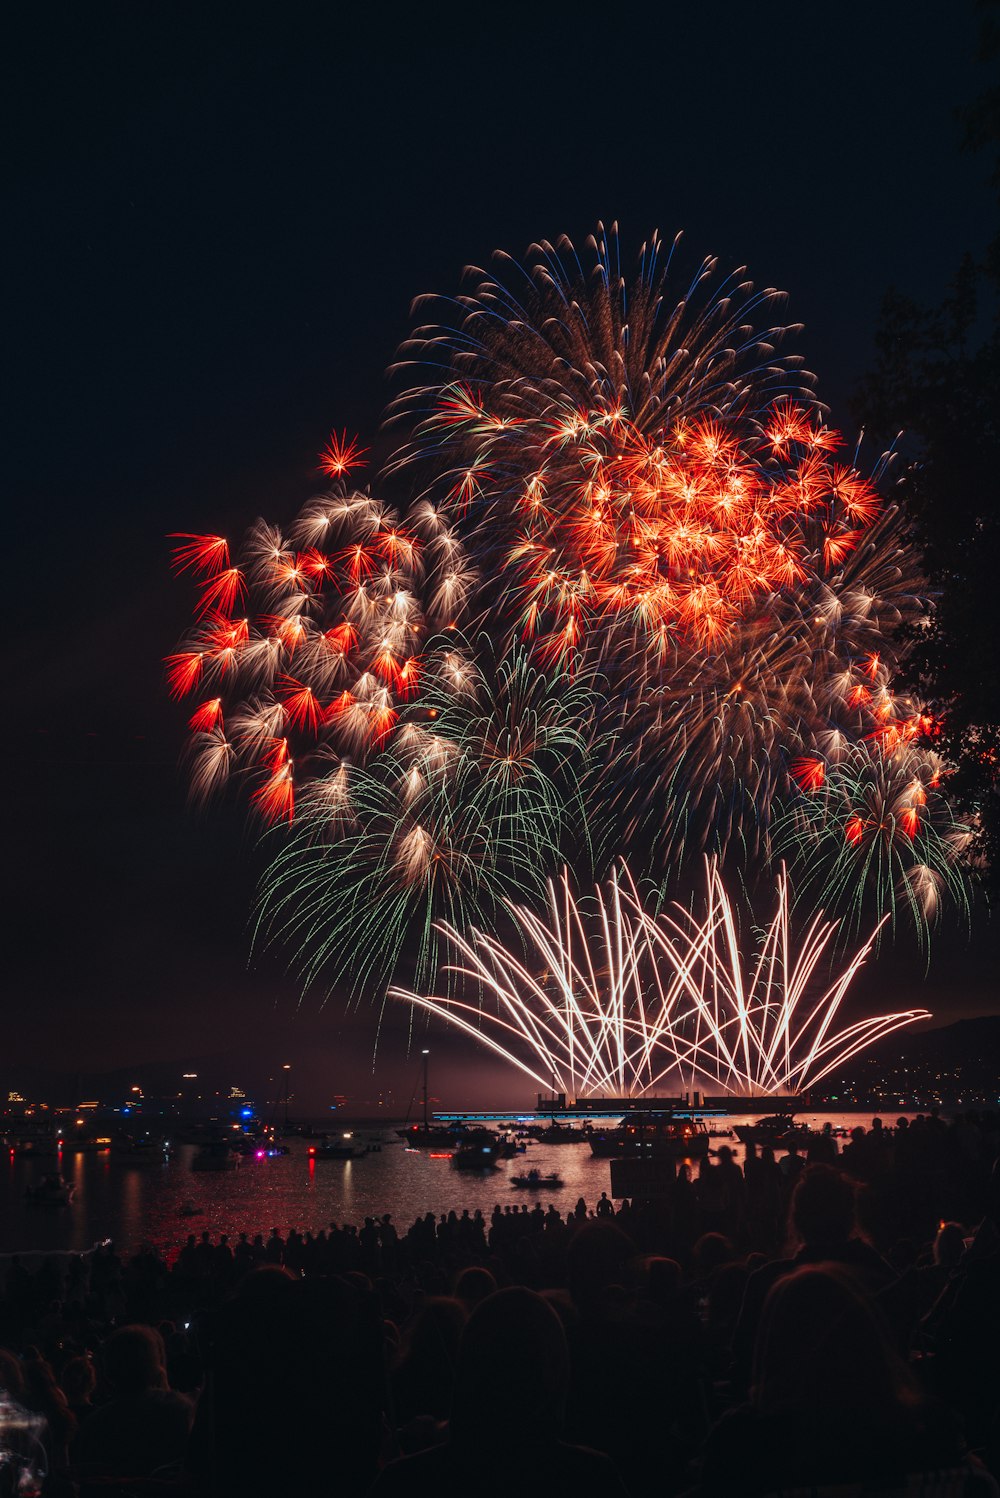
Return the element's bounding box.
[0,1115,893,1258]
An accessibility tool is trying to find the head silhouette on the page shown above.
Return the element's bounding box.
[753,1264,915,1415]
[790,1165,857,1247]
[450,1288,570,1440]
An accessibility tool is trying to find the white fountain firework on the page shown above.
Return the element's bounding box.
[389,860,929,1097]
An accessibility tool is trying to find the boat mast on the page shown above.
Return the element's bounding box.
[421,1049,429,1133]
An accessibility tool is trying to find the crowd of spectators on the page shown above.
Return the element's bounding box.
[0,1109,998,1496]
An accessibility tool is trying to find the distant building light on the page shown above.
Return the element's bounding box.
[7,1092,24,1104]
[182,1073,198,1080]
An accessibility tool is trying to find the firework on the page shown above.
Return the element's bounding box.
[167,451,475,822]
[776,739,974,947]
[391,224,929,862]
[253,640,601,999]
[167,227,974,1004]
[391,860,929,1097]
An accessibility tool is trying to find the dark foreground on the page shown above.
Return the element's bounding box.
[1,1111,998,1496]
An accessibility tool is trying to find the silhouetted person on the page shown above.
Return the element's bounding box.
[700,1265,967,1496]
[187,1265,384,1498]
[731,1163,893,1389]
[391,1296,465,1431]
[59,1355,96,1424]
[373,1288,629,1495]
[71,1324,192,1481]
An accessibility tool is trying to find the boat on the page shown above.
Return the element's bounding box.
[179,1199,203,1217]
[62,1133,114,1153]
[112,1133,170,1164]
[309,1133,364,1160]
[732,1116,814,1149]
[357,1130,388,1153]
[233,1137,291,1158]
[531,1122,592,1144]
[451,1128,505,1170]
[511,1169,564,1189]
[191,1141,238,1172]
[6,1120,61,1159]
[24,1175,75,1207]
[589,1113,711,1160]
[395,1051,465,1149]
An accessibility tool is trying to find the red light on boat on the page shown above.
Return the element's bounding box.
[308,1146,316,1156]
[429,1151,453,1158]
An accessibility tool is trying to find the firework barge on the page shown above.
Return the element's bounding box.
[434,1094,808,1200]
[435,1092,803,1127]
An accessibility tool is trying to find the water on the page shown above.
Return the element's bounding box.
[0,1113,897,1259]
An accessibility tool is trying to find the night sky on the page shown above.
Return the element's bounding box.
[6,3,998,1110]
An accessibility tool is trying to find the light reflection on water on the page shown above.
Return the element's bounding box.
[0,1113,900,1259]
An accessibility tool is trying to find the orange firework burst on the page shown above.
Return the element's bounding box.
[390,224,931,863]
[318,430,368,478]
[166,451,473,821]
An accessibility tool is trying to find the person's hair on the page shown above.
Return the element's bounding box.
[644,1256,682,1302]
[566,1221,633,1309]
[693,1233,735,1275]
[22,1354,76,1444]
[102,1325,169,1394]
[60,1356,96,1403]
[752,1264,919,1415]
[450,1288,569,1440]
[789,1165,857,1247]
[398,1296,465,1368]
[452,1266,497,1310]
[0,1349,25,1401]
[234,1264,295,1302]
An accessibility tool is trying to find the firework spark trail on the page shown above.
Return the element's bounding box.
[391,860,929,1097]
[252,641,600,1000]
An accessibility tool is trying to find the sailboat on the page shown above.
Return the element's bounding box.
[396,1051,464,1150]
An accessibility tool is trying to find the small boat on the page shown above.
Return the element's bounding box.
[397,1121,464,1148]
[451,1129,504,1170]
[233,1137,290,1158]
[733,1116,813,1149]
[589,1114,710,1160]
[112,1134,170,1165]
[63,1135,114,1153]
[309,1133,364,1160]
[179,1199,203,1217]
[25,1175,74,1207]
[511,1169,564,1189]
[191,1142,238,1172]
[531,1122,591,1145]
[6,1119,61,1157]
